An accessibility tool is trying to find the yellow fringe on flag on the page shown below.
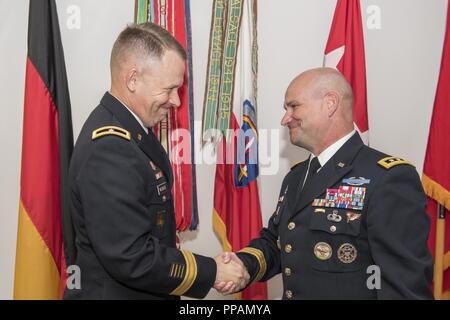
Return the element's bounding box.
[422,174,450,211]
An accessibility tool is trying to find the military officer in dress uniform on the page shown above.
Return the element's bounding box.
[64,23,248,300]
[219,67,433,299]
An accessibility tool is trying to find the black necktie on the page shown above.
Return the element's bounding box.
[302,157,321,191]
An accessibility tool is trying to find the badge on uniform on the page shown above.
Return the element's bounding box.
[312,186,366,210]
[157,182,168,196]
[156,210,165,229]
[342,177,370,186]
[337,243,357,263]
[346,212,361,223]
[275,185,289,216]
[155,171,163,180]
[149,161,164,180]
[314,242,332,260]
[327,210,342,222]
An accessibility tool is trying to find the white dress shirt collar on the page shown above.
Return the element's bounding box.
[313,129,356,168]
[110,92,148,134]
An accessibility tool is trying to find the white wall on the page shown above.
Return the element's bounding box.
[0,0,447,300]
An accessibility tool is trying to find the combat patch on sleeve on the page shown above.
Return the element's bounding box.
[377,156,414,170]
[92,126,131,141]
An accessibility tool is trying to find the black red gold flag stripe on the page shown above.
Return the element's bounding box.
[14,0,74,299]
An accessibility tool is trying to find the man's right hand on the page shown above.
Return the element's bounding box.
[213,252,250,295]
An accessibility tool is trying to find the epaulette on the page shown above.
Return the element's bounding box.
[92,126,131,141]
[290,159,307,171]
[377,156,414,170]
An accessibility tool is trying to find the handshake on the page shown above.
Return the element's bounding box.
[214,252,250,295]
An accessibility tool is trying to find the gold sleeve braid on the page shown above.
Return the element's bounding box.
[239,247,267,283]
[170,250,198,296]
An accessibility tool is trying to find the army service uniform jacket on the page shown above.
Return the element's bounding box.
[237,132,433,300]
[64,92,215,300]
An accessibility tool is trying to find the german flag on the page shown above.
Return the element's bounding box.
[14,0,74,299]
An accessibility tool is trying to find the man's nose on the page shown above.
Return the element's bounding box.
[170,90,181,108]
[281,112,291,126]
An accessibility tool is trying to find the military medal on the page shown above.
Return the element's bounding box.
[314,242,332,260]
[337,243,357,263]
[312,186,366,210]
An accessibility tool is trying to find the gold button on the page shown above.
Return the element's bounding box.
[162,195,167,202]
[288,222,296,230]
[330,225,337,232]
[285,290,293,299]
[285,244,292,253]
[284,267,292,276]
[137,133,142,141]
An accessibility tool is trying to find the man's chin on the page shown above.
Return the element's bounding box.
[289,131,299,144]
[289,135,306,148]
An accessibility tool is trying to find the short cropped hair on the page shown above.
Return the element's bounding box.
[110,22,186,72]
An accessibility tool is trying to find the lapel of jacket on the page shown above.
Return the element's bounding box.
[289,132,365,220]
[100,92,174,187]
[286,160,309,211]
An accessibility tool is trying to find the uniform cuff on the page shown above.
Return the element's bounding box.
[237,247,267,284]
[171,251,216,299]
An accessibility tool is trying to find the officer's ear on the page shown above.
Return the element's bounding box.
[324,90,340,118]
[125,67,138,92]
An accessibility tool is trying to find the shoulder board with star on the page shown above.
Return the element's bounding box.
[377,156,414,170]
[92,126,131,141]
[290,159,307,171]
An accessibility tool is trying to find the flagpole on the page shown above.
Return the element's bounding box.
[433,204,446,299]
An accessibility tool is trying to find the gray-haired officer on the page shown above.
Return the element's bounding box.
[221,67,433,299]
